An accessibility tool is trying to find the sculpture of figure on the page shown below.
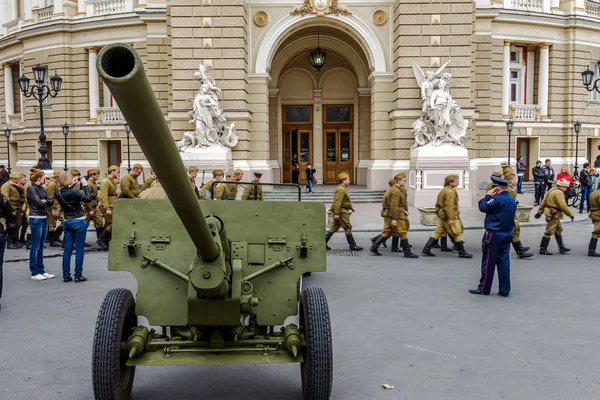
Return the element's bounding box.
[177,65,238,151]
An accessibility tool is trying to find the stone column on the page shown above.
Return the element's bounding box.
[550,0,560,10]
[77,0,86,15]
[526,48,535,104]
[10,0,17,20]
[538,44,550,119]
[23,0,33,22]
[369,72,394,189]
[313,89,323,182]
[87,47,99,122]
[502,40,511,118]
[53,0,64,15]
[247,73,270,166]
[4,64,14,124]
[574,0,585,11]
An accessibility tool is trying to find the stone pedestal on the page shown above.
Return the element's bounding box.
[407,144,473,208]
[179,146,234,187]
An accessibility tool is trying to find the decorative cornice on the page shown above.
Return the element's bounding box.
[290,0,351,17]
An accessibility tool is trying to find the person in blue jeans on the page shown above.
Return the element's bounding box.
[579,163,593,214]
[305,164,316,194]
[26,168,55,281]
[516,155,526,194]
[55,171,92,282]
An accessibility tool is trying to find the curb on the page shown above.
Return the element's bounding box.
[5,248,106,263]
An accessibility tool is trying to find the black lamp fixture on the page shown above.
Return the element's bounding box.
[506,118,514,166]
[573,120,582,177]
[310,26,326,71]
[581,61,600,93]
[4,126,11,173]
[124,122,131,172]
[18,64,63,170]
[62,123,69,171]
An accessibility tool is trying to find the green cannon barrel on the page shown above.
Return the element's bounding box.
[96,43,220,263]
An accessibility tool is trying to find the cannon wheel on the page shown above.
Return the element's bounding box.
[92,288,138,400]
[300,286,333,400]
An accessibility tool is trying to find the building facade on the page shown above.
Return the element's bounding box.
[1,0,600,190]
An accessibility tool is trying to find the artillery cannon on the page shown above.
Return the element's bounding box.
[91,43,332,400]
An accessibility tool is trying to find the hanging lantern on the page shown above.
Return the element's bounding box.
[311,27,326,71]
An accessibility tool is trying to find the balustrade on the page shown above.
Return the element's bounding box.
[86,0,130,16]
[33,5,54,22]
[510,104,539,121]
[98,107,124,124]
[587,0,600,17]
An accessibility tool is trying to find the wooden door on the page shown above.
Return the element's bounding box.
[516,137,530,181]
[107,140,122,168]
[323,127,353,184]
[282,128,312,184]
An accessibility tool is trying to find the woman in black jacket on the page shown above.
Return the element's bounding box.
[55,171,92,282]
[26,168,54,281]
[305,164,316,194]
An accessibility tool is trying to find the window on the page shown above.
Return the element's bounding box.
[45,141,53,162]
[510,51,518,63]
[44,0,54,7]
[284,106,311,123]
[590,63,599,103]
[325,106,351,122]
[107,141,122,167]
[510,70,520,104]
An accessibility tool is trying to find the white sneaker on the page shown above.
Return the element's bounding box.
[31,274,47,281]
[42,273,55,279]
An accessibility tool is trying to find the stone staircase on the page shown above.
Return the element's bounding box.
[263,185,385,203]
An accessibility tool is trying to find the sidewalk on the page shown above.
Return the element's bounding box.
[4,239,105,263]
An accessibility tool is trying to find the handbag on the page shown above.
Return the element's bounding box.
[312,176,317,185]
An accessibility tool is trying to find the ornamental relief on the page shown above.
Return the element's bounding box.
[291,0,352,17]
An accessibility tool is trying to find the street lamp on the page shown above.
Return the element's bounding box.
[506,118,514,166]
[581,61,600,94]
[4,127,11,173]
[124,122,131,172]
[18,64,63,170]
[573,120,581,177]
[62,123,69,171]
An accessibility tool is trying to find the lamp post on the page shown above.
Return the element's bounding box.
[18,64,63,170]
[581,62,600,94]
[124,122,131,172]
[506,118,514,166]
[573,120,581,177]
[4,127,11,173]
[62,123,69,171]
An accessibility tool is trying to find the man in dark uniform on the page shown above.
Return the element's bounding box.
[469,175,517,297]
[0,193,18,311]
[0,165,9,188]
[532,160,545,206]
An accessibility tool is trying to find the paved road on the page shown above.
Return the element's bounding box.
[1,222,599,400]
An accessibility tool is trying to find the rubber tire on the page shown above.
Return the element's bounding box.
[92,288,138,400]
[300,286,333,400]
[572,190,581,208]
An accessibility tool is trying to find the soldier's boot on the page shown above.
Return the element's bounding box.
[512,241,533,258]
[455,241,473,259]
[19,228,26,245]
[450,236,459,252]
[539,236,553,255]
[440,236,453,252]
[25,234,32,250]
[391,236,402,253]
[371,235,387,248]
[555,234,571,254]
[6,233,21,249]
[431,238,441,249]
[346,233,363,251]
[588,237,600,257]
[49,228,62,248]
[370,235,386,256]
[325,231,333,251]
[96,227,105,240]
[54,226,64,244]
[97,229,110,251]
[421,237,437,257]
[401,239,419,258]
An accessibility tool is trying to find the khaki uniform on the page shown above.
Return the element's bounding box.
[381,185,410,240]
[45,180,60,232]
[589,187,600,239]
[242,184,263,201]
[85,179,103,229]
[507,184,521,243]
[139,182,168,199]
[17,183,28,240]
[120,173,140,198]
[538,187,572,238]
[140,177,155,193]
[199,180,216,200]
[329,184,353,234]
[1,182,22,229]
[229,183,239,200]
[100,177,118,231]
[432,186,464,242]
[214,181,234,200]
[380,186,393,236]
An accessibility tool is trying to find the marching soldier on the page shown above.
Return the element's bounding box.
[325,173,363,251]
[198,169,224,200]
[371,178,396,251]
[1,173,23,249]
[97,165,119,250]
[535,178,573,255]
[188,166,200,199]
[503,171,533,258]
[45,172,62,247]
[17,174,29,246]
[231,169,244,199]
[120,164,143,198]
[370,172,417,257]
[588,184,600,257]
[215,171,235,200]
[242,172,264,201]
[421,175,472,258]
[85,168,104,241]
[140,169,156,193]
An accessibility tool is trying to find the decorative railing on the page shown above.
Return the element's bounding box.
[3,17,22,35]
[510,104,539,121]
[586,0,600,17]
[504,0,550,12]
[86,0,129,16]
[34,5,54,22]
[98,107,124,124]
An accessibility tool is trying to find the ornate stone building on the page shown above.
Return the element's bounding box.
[1,0,600,190]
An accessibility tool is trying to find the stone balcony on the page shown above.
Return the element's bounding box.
[587,0,600,17]
[85,0,134,16]
[33,5,54,23]
[97,107,124,124]
[510,104,540,121]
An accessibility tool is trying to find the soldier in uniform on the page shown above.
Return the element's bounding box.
[85,168,104,241]
[231,169,244,199]
[371,178,396,251]
[97,165,120,250]
[421,175,472,258]
[1,173,24,249]
[325,173,362,251]
[214,172,235,200]
[140,169,156,193]
[503,171,533,258]
[242,172,264,201]
[120,164,143,198]
[198,169,224,200]
[535,178,573,255]
[45,172,63,247]
[17,173,29,246]
[370,173,417,257]
[139,176,167,199]
[588,184,600,257]
[188,166,200,199]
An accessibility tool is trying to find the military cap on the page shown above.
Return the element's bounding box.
[108,165,119,173]
[9,172,20,179]
[89,168,100,175]
[388,178,395,187]
[133,163,143,170]
[234,169,244,175]
[490,175,510,186]
[500,161,509,167]
[18,173,26,178]
[444,175,458,185]
[213,169,224,177]
[504,172,516,180]
[53,171,61,178]
[188,166,199,172]
[394,172,407,181]
[70,169,81,176]
[337,172,350,181]
[226,171,234,178]
[253,171,263,177]
[556,178,570,187]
